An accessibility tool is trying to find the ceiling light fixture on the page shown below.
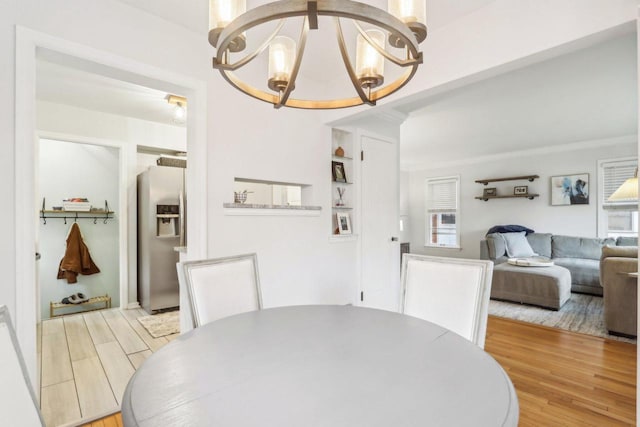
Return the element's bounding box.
[208,0,427,109]
[167,94,187,123]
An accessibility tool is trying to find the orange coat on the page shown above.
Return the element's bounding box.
[57,223,100,284]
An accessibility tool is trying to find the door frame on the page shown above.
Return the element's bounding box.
[36,132,134,321]
[15,26,208,385]
[356,129,400,309]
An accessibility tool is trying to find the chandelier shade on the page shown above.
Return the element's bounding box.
[209,0,427,109]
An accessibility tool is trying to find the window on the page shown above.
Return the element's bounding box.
[598,158,638,238]
[425,176,460,248]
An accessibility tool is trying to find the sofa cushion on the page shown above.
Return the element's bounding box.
[553,258,601,287]
[526,233,552,258]
[486,233,506,259]
[616,236,638,247]
[501,232,537,258]
[552,235,615,260]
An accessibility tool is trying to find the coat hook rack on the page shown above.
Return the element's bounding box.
[40,198,114,225]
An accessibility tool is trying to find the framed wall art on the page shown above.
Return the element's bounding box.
[550,173,589,205]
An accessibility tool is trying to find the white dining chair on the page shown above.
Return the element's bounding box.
[400,254,494,348]
[182,253,263,328]
[0,305,45,426]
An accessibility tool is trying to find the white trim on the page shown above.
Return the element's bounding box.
[402,134,637,172]
[596,156,638,237]
[37,132,132,320]
[15,26,208,387]
[424,175,461,249]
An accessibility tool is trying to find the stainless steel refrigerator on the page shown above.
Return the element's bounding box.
[137,165,185,313]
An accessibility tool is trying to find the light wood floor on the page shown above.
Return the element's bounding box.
[38,308,177,427]
[485,316,636,426]
[42,312,636,427]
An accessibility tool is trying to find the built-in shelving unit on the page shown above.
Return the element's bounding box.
[475,175,539,201]
[331,129,356,239]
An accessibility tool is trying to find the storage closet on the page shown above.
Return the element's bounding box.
[38,138,120,320]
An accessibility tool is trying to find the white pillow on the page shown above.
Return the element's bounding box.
[500,232,537,258]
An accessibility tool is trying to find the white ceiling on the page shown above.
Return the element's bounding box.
[114,0,496,35]
[399,33,638,170]
[36,59,185,126]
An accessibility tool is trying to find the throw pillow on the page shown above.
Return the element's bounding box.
[500,232,538,258]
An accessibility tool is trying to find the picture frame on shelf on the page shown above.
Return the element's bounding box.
[336,212,352,235]
[514,185,528,195]
[550,173,589,205]
[483,187,497,197]
[332,161,347,183]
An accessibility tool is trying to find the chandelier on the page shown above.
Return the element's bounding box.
[208,0,427,109]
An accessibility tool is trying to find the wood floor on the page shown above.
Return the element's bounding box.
[38,308,177,427]
[485,316,636,426]
[41,312,635,427]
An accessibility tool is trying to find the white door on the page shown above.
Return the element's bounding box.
[360,134,400,311]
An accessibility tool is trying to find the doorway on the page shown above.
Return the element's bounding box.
[15,27,208,398]
[37,137,124,321]
[359,132,400,311]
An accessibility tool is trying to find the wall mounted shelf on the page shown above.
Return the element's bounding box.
[40,200,114,224]
[475,175,539,185]
[475,194,539,201]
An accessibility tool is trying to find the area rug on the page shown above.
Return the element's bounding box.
[489,294,636,344]
[137,311,180,338]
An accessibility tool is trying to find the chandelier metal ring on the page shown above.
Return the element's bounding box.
[211,0,425,109]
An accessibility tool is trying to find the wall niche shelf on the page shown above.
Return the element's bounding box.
[475,175,539,185]
[331,129,356,239]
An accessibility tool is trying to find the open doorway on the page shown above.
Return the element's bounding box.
[15,29,207,426]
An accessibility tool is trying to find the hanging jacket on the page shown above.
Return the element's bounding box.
[57,223,100,284]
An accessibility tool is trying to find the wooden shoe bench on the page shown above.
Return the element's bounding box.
[50,294,112,318]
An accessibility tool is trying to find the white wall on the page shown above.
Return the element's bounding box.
[38,139,119,319]
[406,136,637,260]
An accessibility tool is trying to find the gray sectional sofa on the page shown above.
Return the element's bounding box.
[480,233,637,296]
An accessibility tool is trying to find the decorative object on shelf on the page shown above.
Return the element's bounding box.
[233,190,253,204]
[336,212,352,235]
[514,186,528,195]
[550,173,589,206]
[336,187,346,206]
[332,161,347,183]
[483,188,497,197]
[334,146,345,157]
[207,0,427,109]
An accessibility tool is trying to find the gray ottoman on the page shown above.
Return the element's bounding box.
[491,263,572,310]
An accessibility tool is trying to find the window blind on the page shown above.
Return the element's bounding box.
[602,160,637,209]
[426,178,457,212]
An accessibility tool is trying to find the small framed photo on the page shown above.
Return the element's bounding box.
[514,185,528,195]
[483,187,497,197]
[336,212,352,235]
[332,161,347,183]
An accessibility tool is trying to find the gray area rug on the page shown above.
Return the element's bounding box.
[489,294,636,344]
[137,311,180,338]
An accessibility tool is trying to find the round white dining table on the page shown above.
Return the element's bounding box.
[122,305,518,426]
